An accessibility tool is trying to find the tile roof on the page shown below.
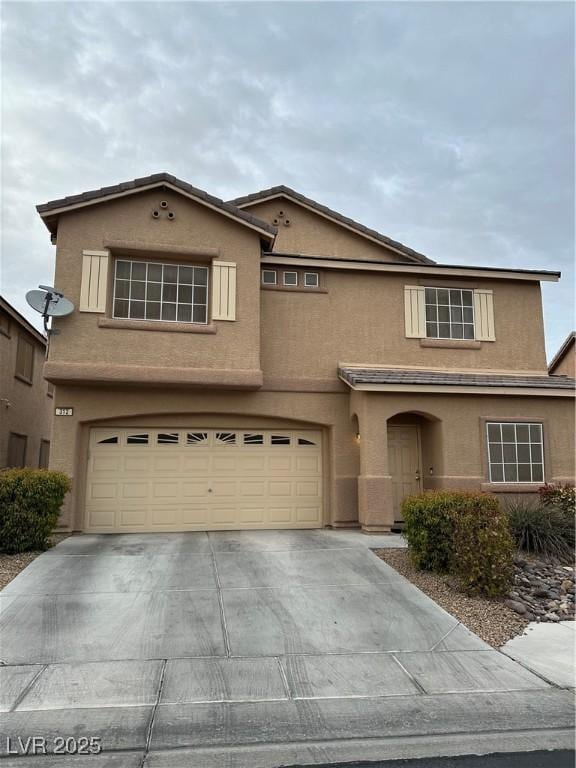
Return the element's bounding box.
[548,331,575,374]
[339,366,576,390]
[228,185,435,265]
[36,173,277,238]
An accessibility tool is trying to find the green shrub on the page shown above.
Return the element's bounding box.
[538,483,575,518]
[402,490,514,596]
[505,497,574,563]
[0,469,70,553]
[452,495,514,597]
[402,490,460,572]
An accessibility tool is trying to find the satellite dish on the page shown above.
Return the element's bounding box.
[26,285,74,334]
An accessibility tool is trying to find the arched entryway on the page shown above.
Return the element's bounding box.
[387,411,443,527]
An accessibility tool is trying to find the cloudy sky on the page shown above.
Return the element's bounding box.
[1,1,573,358]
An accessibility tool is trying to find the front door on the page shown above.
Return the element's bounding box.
[387,425,422,523]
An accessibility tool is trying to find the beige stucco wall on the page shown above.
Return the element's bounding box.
[0,318,53,468]
[244,197,404,261]
[551,344,575,377]
[50,383,574,533]
[352,390,575,531]
[261,270,548,379]
[48,189,264,375]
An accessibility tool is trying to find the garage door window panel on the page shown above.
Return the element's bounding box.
[157,433,180,445]
[113,260,208,324]
[243,433,264,445]
[187,432,208,445]
[127,433,149,445]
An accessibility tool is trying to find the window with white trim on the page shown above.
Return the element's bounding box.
[283,271,298,286]
[113,260,208,323]
[425,287,474,340]
[261,270,277,285]
[304,272,319,287]
[486,422,544,483]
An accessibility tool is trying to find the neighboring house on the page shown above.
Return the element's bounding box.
[549,331,575,378]
[35,173,575,533]
[0,297,53,469]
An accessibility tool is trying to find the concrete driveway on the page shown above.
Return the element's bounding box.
[0,530,573,766]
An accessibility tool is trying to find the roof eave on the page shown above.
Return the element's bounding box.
[36,176,277,243]
[230,187,435,265]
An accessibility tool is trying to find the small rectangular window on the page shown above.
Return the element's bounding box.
[283,271,298,286]
[39,440,50,469]
[15,335,34,384]
[7,433,27,468]
[261,270,277,285]
[271,435,291,445]
[486,422,544,484]
[304,272,319,288]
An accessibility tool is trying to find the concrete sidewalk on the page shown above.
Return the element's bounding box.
[0,530,573,765]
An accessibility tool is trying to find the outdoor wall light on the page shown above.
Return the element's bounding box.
[355,432,361,444]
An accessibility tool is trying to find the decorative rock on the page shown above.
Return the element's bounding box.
[561,580,573,592]
[505,599,527,614]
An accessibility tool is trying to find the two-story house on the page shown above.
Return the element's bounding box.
[0,296,53,469]
[36,173,575,533]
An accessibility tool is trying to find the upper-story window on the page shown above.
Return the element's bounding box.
[261,269,321,289]
[15,335,34,384]
[113,260,209,324]
[261,270,277,286]
[425,287,475,340]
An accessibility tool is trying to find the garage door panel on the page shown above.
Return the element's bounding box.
[124,456,150,472]
[88,509,117,528]
[86,428,323,532]
[182,481,208,498]
[122,482,148,499]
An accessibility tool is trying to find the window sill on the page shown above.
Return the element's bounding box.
[480,483,542,493]
[261,285,328,294]
[420,338,481,349]
[98,318,217,334]
[14,373,33,386]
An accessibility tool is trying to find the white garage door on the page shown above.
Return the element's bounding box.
[85,427,323,532]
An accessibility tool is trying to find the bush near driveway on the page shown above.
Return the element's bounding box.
[402,490,514,597]
[0,469,70,553]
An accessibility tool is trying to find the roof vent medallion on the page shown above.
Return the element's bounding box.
[272,209,291,227]
[152,200,175,221]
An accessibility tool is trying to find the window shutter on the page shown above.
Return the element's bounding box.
[473,289,495,341]
[80,250,109,313]
[212,261,237,321]
[404,285,426,338]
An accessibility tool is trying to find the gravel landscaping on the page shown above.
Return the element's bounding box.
[375,548,528,647]
[0,533,70,591]
[506,556,574,622]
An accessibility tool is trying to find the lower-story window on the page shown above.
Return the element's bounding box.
[7,432,27,468]
[486,422,544,483]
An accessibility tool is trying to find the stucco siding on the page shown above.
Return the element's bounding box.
[48,189,263,374]
[0,321,53,468]
[261,271,548,378]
